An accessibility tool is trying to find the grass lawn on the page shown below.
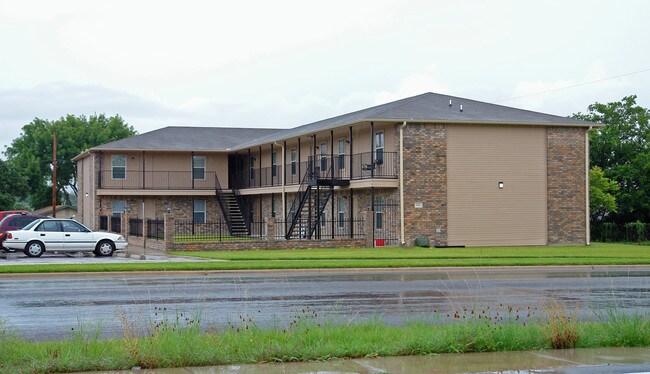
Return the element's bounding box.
[0,242,649,274]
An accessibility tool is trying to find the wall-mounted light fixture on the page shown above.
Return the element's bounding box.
[85,192,89,197]
[498,181,504,189]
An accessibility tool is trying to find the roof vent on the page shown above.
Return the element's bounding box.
[460,104,463,112]
[449,99,452,107]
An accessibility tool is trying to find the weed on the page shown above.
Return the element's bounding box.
[544,299,579,349]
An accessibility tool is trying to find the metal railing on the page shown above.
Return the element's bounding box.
[147,219,164,240]
[231,152,398,189]
[128,218,143,237]
[99,171,220,190]
[277,218,364,240]
[174,219,264,242]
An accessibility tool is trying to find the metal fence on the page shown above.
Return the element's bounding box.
[99,216,108,231]
[129,218,143,237]
[111,216,121,233]
[174,219,260,243]
[147,219,164,240]
[591,221,649,243]
[274,219,365,240]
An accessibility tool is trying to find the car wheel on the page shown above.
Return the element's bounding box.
[24,241,45,257]
[95,240,115,257]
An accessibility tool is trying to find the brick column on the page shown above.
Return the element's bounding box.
[266,217,276,242]
[363,210,374,247]
[164,214,174,251]
[121,212,128,238]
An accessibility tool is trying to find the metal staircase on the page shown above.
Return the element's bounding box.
[215,174,250,236]
[285,157,349,239]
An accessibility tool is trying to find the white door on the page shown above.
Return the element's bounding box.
[33,220,65,250]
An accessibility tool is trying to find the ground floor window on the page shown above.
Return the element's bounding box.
[338,196,346,227]
[111,200,126,216]
[375,196,383,229]
[193,200,206,224]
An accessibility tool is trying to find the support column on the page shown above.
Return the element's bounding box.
[164,213,175,251]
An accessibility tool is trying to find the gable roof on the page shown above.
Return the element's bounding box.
[233,92,598,149]
[79,92,598,158]
[90,126,282,152]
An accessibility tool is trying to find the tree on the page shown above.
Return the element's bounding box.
[573,95,650,224]
[0,159,28,210]
[4,114,136,209]
[589,166,618,222]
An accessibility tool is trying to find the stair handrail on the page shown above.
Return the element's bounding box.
[214,172,233,232]
[285,158,315,239]
[231,181,251,235]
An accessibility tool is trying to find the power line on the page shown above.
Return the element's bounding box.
[497,67,650,103]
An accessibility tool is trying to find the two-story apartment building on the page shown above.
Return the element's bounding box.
[74,92,597,247]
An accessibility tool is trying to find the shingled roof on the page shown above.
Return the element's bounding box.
[90,126,282,152]
[82,92,598,156]
[233,92,597,149]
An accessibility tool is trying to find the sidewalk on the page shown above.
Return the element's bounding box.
[78,347,650,373]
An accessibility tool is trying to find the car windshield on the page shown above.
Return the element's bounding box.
[22,220,41,230]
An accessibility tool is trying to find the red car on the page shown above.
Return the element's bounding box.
[0,214,49,251]
[0,210,30,221]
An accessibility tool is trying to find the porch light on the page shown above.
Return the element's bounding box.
[498,181,504,189]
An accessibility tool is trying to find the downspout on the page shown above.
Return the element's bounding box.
[585,127,591,246]
[274,141,285,231]
[399,121,407,246]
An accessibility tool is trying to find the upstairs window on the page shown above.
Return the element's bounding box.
[192,155,206,180]
[272,152,277,178]
[375,132,384,165]
[320,143,327,172]
[111,155,126,180]
[290,149,297,175]
[338,139,346,170]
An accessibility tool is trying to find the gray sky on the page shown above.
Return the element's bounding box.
[1,0,649,157]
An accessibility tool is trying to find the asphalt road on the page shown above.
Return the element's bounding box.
[1,267,649,341]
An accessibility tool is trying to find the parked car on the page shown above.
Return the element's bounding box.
[0,214,50,251]
[3,219,127,257]
[0,210,30,221]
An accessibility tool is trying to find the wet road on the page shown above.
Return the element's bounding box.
[1,267,649,340]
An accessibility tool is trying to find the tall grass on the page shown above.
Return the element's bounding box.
[1,305,649,373]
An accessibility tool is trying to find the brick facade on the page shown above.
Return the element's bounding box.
[547,127,587,244]
[402,123,447,246]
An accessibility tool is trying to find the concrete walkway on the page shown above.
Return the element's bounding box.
[74,347,650,373]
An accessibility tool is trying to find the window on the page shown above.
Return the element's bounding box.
[111,155,126,180]
[192,155,205,180]
[36,220,61,232]
[290,149,297,175]
[375,196,383,230]
[111,200,126,216]
[375,132,384,165]
[338,197,346,228]
[338,139,346,170]
[272,152,277,178]
[320,143,327,172]
[250,157,255,180]
[271,195,276,217]
[193,200,206,224]
[61,220,87,232]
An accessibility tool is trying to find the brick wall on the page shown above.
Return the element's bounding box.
[402,123,447,246]
[172,238,366,251]
[547,127,587,244]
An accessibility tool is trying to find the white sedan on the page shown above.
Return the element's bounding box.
[3,219,128,257]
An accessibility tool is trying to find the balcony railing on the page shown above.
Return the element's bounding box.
[232,152,398,189]
[99,171,218,190]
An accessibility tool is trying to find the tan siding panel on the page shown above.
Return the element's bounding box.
[447,125,547,246]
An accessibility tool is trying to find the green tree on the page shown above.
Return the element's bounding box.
[4,114,136,209]
[0,159,28,210]
[589,166,618,222]
[573,95,650,224]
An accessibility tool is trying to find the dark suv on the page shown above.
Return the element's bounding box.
[0,214,49,251]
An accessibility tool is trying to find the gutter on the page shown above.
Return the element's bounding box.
[399,121,407,246]
[586,127,591,245]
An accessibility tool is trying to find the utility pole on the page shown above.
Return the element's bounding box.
[52,132,57,218]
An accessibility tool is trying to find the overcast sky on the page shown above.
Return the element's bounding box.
[1,0,649,156]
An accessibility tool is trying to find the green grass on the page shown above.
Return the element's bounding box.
[1,309,648,373]
[1,242,649,274]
